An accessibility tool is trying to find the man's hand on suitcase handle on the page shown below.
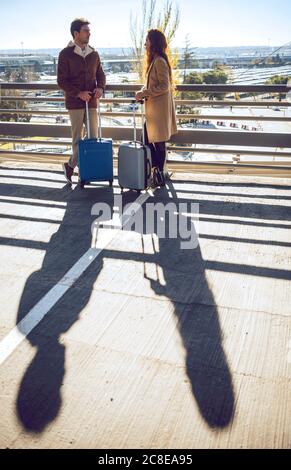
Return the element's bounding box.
[78,89,103,102]
[93,88,103,99]
[78,91,92,102]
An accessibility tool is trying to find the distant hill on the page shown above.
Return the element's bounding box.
[1,45,290,59]
[0,48,133,57]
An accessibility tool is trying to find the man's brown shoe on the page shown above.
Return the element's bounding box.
[62,162,73,184]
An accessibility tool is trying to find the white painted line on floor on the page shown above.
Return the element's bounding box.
[0,190,151,365]
[0,195,67,206]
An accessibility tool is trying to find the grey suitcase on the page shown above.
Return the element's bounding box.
[118,100,152,192]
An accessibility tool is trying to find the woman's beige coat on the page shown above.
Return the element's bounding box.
[139,56,177,143]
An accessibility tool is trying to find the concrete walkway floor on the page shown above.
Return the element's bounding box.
[0,161,290,449]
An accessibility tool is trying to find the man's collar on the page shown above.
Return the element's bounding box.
[67,40,94,57]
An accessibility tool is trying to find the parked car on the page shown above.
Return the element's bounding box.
[55,115,67,123]
[126,103,138,111]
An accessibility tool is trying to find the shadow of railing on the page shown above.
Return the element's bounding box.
[0,162,290,432]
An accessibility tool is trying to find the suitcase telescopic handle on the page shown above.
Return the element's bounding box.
[146,158,151,179]
[85,101,90,139]
[131,100,137,143]
[97,99,102,140]
[132,99,145,144]
[85,98,102,141]
[139,99,145,145]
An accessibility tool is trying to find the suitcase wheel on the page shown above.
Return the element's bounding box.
[120,186,124,193]
[109,179,113,187]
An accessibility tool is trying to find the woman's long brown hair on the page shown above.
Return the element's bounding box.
[146,29,172,82]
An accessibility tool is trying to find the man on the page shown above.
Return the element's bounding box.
[57,18,106,184]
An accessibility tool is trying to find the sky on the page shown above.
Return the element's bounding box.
[1,0,290,50]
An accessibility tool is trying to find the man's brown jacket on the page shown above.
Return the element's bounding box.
[57,43,106,109]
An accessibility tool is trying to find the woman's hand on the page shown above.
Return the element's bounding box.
[135,91,143,101]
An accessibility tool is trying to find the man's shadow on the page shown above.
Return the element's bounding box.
[14,181,114,433]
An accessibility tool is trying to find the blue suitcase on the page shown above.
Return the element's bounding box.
[78,101,113,189]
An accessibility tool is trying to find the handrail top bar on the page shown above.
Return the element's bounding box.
[1,108,291,121]
[0,82,290,93]
[2,96,291,107]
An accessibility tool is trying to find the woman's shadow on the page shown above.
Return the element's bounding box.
[135,182,235,428]
[15,182,114,433]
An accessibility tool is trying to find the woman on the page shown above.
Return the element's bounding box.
[136,29,177,186]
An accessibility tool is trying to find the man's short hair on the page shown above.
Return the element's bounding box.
[70,18,90,38]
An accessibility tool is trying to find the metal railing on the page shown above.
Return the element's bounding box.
[0,82,291,176]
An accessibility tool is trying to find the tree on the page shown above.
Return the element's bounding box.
[266,75,290,85]
[181,67,229,103]
[4,67,13,82]
[130,0,180,82]
[156,0,180,44]
[157,0,180,89]
[202,67,229,99]
[179,35,200,109]
[202,68,228,84]
[12,67,28,83]
[3,66,39,83]
[183,72,203,101]
[0,89,31,122]
[266,75,290,100]
[184,72,203,84]
[181,35,194,83]
[176,71,202,119]
[274,54,283,64]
